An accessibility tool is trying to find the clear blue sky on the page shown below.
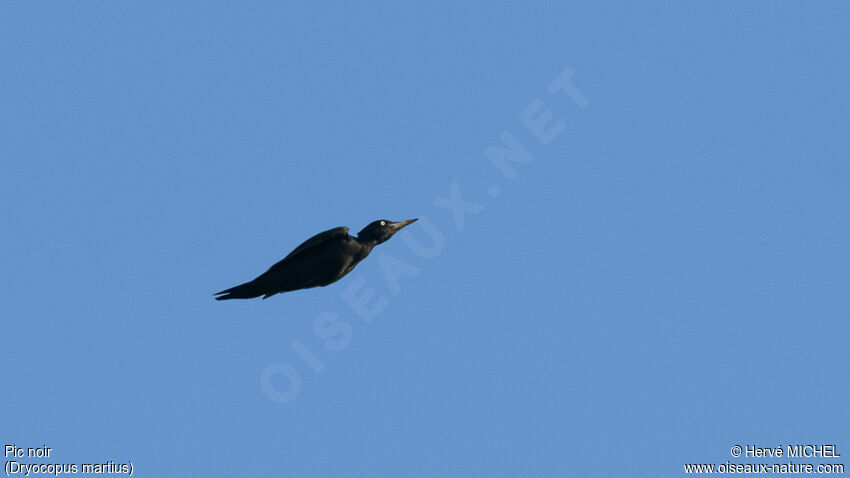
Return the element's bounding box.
[2,2,848,476]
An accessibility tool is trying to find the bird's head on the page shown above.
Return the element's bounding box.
[357,218,418,245]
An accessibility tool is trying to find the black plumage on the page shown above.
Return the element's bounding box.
[214,218,417,300]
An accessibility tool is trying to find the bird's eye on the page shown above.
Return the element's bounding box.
[380,221,386,226]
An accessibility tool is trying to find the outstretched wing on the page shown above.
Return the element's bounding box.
[259,226,350,276]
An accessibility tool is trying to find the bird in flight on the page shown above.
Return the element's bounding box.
[214,218,418,300]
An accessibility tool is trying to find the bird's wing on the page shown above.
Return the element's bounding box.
[260,226,350,275]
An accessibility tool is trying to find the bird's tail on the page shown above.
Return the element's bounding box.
[214,280,266,300]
